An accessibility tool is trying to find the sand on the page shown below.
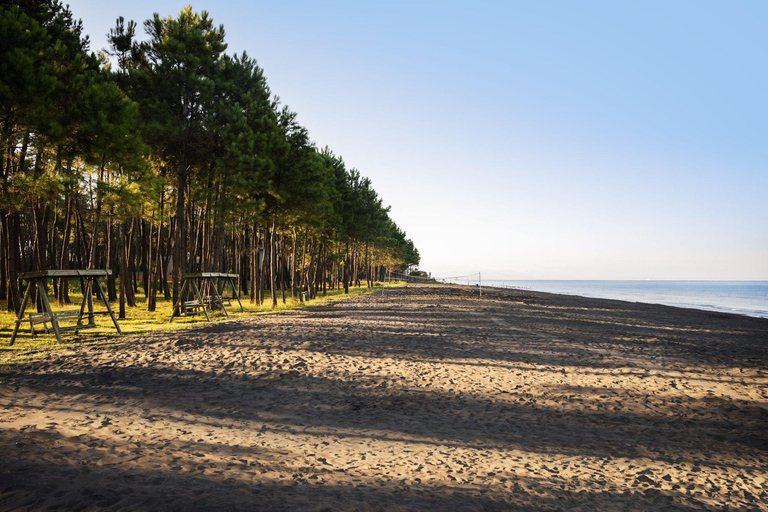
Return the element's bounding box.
[1,284,767,511]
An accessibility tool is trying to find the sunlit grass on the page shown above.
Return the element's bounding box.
[0,279,404,369]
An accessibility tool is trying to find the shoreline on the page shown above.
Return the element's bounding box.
[473,280,768,320]
[1,283,766,510]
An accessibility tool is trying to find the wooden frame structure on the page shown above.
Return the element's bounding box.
[170,272,244,322]
[9,270,122,345]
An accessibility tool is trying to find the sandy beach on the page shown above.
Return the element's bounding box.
[1,284,767,511]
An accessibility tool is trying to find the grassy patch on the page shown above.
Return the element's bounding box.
[0,280,402,369]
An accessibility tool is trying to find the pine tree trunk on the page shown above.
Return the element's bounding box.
[291,227,298,299]
[124,217,137,307]
[146,220,155,307]
[50,206,58,299]
[269,211,278,308]
[106,215,117,301]
[163,216,174,300]
[215,183,225,273]
[141,219,150,297]
[257,228,264,305]
[0,217,6,301]
[239,219,247,295]
[32,159,49,313]
[249,221,256,303]
[57,196,73,305]
[322,243,327,295]
[280,241,287,305]
[173,156,187,307]
[119,222,126,320]
[343,242,350,294]
[148,190,165,311]
[2,211,21,313]
[74,198,89,270]
[299,230,308,300]
[307,237,317,299]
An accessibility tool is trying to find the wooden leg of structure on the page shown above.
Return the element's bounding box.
[169,279,189,322]
[77,279,86,329]
[230,277,244,312]
[79,278,94,322]
[38,278,63,344]
[211,278,229,318]
[75,279,96,333]
[76,278,87,330]
[9,280,35,346]
[86,277,95,323]
[94,277,122,334]
[191,279,211,322]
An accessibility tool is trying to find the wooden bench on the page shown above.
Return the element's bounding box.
[181,300,205,315]
[170,273,243,323]
[204,295,231,310]
[29,310,95,336]
[9,269,121,346]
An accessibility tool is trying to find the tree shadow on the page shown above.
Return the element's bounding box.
[7,361,767,466]
[1,428,712,511]
[300,285,768,370]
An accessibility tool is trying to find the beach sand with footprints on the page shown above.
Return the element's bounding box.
[1,284,767,510]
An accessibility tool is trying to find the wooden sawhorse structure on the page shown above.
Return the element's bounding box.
[9,269,122,345]
[170,272,244,322]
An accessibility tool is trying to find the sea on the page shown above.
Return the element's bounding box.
[473,280,768,319]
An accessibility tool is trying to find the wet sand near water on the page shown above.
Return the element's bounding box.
[1,284,767,510]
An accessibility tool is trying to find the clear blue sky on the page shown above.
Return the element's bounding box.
[68,1,768,280]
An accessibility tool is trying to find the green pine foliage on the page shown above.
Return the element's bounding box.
[0,2,420,319]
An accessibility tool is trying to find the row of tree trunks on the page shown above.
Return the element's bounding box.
[0,197,391,315]
[10,164,392,314]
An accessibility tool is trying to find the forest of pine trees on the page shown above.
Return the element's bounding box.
[0,1,420,315]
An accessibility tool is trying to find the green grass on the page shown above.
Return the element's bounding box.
[0,280,403,370]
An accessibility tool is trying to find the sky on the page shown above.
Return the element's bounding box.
[66,0,768,280]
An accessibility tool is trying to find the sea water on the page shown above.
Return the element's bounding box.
[473,280,768,319]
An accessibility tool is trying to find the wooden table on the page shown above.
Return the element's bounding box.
[170,273,244,322]
[9,270,122,345]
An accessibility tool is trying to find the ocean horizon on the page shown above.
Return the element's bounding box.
[461,279,768,319]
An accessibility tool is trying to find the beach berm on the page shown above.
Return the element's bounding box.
[1,284,767,510]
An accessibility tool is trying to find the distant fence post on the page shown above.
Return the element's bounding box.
[479,272,482,297]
